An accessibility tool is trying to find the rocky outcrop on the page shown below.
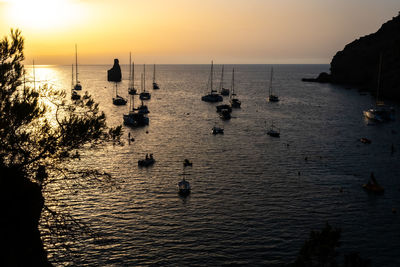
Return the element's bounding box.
[303,13,400,99]
[107,58,122,82]
[0,166,52,266]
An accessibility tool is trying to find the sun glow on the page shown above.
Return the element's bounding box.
[5,0,82,30]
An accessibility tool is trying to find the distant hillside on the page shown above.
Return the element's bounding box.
[304,13,400,99]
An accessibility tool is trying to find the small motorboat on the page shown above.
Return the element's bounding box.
[178,177,191,196]
[183,159,192,167]
[362,183,384,194]
[230,98,241,108]
[220,88,230,96]
[139,91,151,100]
[362,172,384,194]
[113,95,127,105]
[71,90,81,100]
[360,137,371,144]
[212,126,224,135]
[128,87,137,95]
[216,104,232,113]
[138,154,155,167]
[220,109,231,120]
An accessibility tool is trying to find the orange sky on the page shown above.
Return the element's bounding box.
[0,0,399,64]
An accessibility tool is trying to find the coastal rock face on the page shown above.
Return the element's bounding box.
[0,167,51,266]
[107,58,122,82]
[305,14,400,99]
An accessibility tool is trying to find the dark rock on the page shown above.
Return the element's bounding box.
[107,58,122,82]
[302,72,331,83]
[0,166,52,266]
[303,13,400,99]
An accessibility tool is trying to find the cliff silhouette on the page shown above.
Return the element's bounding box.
[303,13,400,99]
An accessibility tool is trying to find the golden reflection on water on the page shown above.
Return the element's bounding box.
[24,65,71,127]
[25,65,65,90]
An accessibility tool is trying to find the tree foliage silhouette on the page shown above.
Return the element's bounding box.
[0,29,122,264]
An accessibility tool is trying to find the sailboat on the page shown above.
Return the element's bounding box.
[139,64,151,100]
[71,64,81,100]
[112,82,127,105]
[363,53,395,122]
[128,53,137,95]
[266,121,280,137]
[152,64,160,89]
[267,67,279,102]
[73,44,82,91]
[136,74,149,114]
[229,68,241,108]
[201,61,223,102]
[123,78,149,127]
[178,172,191,196]
[219,65,230,96]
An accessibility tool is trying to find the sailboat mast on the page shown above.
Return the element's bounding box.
[129,52,132,84]
[143,64,146,92]
[132,61,135,87]
[153,64,156,84]
[219,65,224,92]
[231,68,235,96]
[71,64,74,90]
[33,60,36,90]
[211,61,213,92]
[269,67,273,96]
[141,73,144,93]
[75,44,78,84]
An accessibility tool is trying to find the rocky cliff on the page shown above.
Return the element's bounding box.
[304,13,400,99]
[0,167,52,266]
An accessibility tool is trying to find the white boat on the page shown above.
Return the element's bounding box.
[152,64,160,89]
[363,54,395,122]
[212,125,224,134]
[267,67,279,102]
[139,65,151,100]
[178,173,191,196]
[73,44,82,91]
[219,65,230,96]
[128,53,137,95]
[201,61,223,102]
[229,68,241,108]
[266,121,280,137]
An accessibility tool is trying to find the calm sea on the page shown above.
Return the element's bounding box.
[31,64,400,266]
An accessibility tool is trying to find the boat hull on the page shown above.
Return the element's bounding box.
[123,112,149,127]
[140,92,151,100]
[202,93,223,102]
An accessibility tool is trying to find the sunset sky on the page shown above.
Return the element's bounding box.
[0,0,399,64]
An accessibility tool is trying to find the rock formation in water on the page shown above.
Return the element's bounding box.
[303,13,400,99]
[107,59,122,82]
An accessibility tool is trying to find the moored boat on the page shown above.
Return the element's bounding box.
[202,61,223,102]
[138,154,155,167]
[178,174,191,196]
[266,121,280,137]
[267,67,279,102]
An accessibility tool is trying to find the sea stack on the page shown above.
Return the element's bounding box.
[303,13,400,99]
[107,58,122,82]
